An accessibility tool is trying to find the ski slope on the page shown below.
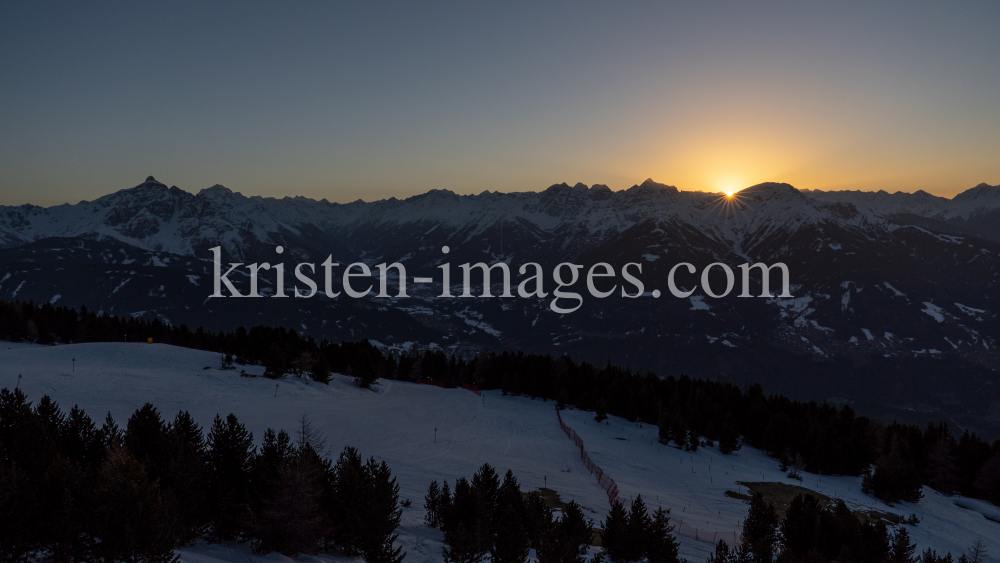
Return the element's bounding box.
[4,341,998,562]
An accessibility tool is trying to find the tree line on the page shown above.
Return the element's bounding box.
[0,389,404,562]
[704,492,986,563]
[2,298,999,507]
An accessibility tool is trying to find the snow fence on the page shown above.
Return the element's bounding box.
[554,406,620,504]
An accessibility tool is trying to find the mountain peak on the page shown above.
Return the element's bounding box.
[632,178,678,193]
[954,183,1000,202]
[739,182,800,199]
[198,184,234,197]
[137,176,166,187]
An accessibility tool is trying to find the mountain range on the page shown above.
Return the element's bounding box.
[1,177,998,434]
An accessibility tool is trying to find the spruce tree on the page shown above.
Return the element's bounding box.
[595,399,608,423]
[358,458,405,563]
[472,463,500,554]
[443,477,485,563]
[741,492,777,563]
[600,500,628,563]
[889,527,917,563]
[124,403,171,487]
[101,411,123,448]
[207,413,255,541]
[492,472,529,563]
[618,496,650,562]
[91,445,177,563]
[425,480,442,527]
[330,446,365,553]
[973,453,1000,505]
[168,410,209,544]
[646,508,679,563]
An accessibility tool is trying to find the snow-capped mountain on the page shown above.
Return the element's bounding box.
[1,177,999,434]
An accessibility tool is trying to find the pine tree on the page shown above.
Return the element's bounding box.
[889,527,917,563]
[595,399,608,423]
[207,413,255,541]
[706,540,736,563]
[646,508,679,563]
[91,445,177,563]
[100,411,123,448]
[919,548,955,563]
[973,453,1000,505]
[523,491,554,552]
[168,410,209,544]
[741,492,777,563]
[64,405,104,468]
[330,446,365,553]
[444,478,485,563]
[472,463,500,554]
[621,496,650,563]
[124,403,171,486]
[601,500,629,563]
[492,473,529,563]
[311,355,331,384]
[425,480,443,527]
[358,458,405,563]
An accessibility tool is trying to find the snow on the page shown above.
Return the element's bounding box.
[883,282,906,297]
[921,302,946,323]
[955,303,987,317]
[689,295,711,311]
[2,341,998,562]
[642,254,660,262]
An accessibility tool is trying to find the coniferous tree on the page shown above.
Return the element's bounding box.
[601,499,629,563]
[524,490,554,552]
[595,399,608,423]
[443,478,485,563]
[168,410,210,544]
[706,540,736,563]
[358,457,405,563]
[330,446,365,553]
[64,405,104,468]
[620,496,650,563]
[207,413,255,541]
[472,463,500,554]
[646,508,679,563]
[101,411,124,448]
[425,480,443,527]
[311,355,331,384]
[889,527,917,563]
[972,453,1000,505]
[919,548,955,563]
[492,472,529,563]
[741,493,777,563]
[91,445,177,563]
[125,404,172,489]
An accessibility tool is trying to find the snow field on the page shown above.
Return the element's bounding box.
[3,341,997,562]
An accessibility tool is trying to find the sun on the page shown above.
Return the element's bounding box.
[722,187,737,197]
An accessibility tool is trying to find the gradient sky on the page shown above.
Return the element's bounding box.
[2,1,999,206]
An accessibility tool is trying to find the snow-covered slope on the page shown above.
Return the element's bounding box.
[4,341,998,562]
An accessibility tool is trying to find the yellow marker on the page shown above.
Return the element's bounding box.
[147,338,153,344]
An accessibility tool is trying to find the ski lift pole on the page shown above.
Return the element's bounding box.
[15,374,21,390]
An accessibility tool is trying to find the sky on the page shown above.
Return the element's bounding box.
[2,1,999,206]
